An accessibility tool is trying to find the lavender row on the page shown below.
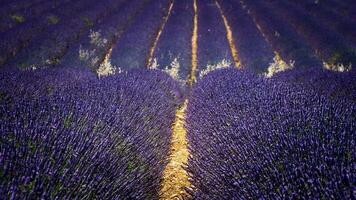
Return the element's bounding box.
[217,0,274,73]
[0,67,183,199]
[0,0,88,68]
[0,0,45,15]
[346,1,356,22]
[241,0,322,69]
[153,0,194,81]
[287,0,356,46]
[7,0,125,70]
[319,0,355,19]
[0,0,71,33]
[256,0,355,67]
[60,0,148,71]
[311,0,356,21]
[273,68,356,102]
[186,68,355,199]
[195,0,233,74]
[110,0,171,70]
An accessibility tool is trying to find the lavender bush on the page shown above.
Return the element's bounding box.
[0,67,183,199]
[272,68,356,102]
[186,68,355,199]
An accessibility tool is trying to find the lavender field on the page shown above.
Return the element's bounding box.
[0,0,355,199]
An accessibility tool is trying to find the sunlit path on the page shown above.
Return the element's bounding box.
[189,0,198,85]
[215,0,241,68]
[97,46,116,77]
[1,0,353,199]
[160,100,191,199]
[147,1,174,68]
[158,1,194,198]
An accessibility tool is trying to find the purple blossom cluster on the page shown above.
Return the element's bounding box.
[0,67,183,199]
[273,68,356,102]
[186,68,355,199]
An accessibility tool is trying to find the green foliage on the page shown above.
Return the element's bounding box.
[127,160,135,172]
[63,113,73,128]
[11,14,25,23]
[327,52,341,65]
[19,180,35,193]
[0,91,11,104]
[81,17,93,27]
[28,140,36,154]
[46,86,54,95]
[50,182,63,197]
[47,15,60,25]
[92,119,106,133]
[18,61,30,69]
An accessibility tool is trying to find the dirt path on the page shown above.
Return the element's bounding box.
[160,101,191,199]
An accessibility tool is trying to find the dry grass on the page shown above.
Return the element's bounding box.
[323,61,352,72]
[265,52,294,77]
[97,47,119,77]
